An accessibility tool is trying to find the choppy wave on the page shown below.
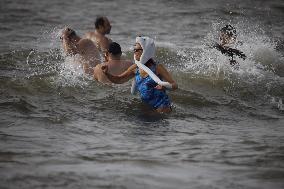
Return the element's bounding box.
[0,20,284,125]
[156,21,284,111]
[1,1,284,189]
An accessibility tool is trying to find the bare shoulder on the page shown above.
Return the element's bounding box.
[78,39,98,51]
[100,36,112,46]
[101,35,110,42]
[79,38,95,46]
[84,31,95,38]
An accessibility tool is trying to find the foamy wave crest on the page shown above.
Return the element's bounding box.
[24,27,93,89]
[180,20,283,82]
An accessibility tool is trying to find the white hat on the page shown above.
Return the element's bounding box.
[135,36,155,64]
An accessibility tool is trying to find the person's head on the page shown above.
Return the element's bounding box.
[105,42,122,60]
[95,16,111,35]
[220,24,237,45]
[134,36,155,64]
[133,42,143,61]
[61,27,77,41]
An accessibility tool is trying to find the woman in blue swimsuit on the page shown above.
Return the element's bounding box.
[101,37,178,113]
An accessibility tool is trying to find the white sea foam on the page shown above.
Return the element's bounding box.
[180,21,283,82]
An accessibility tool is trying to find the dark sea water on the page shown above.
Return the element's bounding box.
[1,0,284,188]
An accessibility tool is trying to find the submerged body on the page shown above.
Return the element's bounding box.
[134,62,171,110]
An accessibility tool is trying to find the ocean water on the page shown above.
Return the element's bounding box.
[0,0,284,188]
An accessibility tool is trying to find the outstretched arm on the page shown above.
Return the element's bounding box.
[214,43,246,60]
[102,64,136,84]
[229,48,246,60]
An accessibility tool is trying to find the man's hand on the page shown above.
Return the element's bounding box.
[101,65,108,74]
[154,85,164,90]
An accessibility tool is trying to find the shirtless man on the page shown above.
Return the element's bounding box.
[61,27,101,74]
[84,16,112,53]
[93,42,132,84]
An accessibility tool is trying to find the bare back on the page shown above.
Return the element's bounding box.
[93,60,133,84]
[107,60,132,75]
[77,39,101,67]
[84,32,112,52]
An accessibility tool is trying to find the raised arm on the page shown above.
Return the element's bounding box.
[156,64,178,90]
[102,64,136,84]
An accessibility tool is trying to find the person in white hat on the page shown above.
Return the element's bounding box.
[61,27,101,74]
[101,36,178,113]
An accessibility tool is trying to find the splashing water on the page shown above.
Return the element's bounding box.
[24,27,92,89]
[54,55,91,88]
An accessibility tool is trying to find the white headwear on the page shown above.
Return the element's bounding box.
[135,36,155,64]
[131,36,172,94]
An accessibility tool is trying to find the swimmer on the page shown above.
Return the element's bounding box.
[61,27,101,74]
[93,42,133,84]
[214,24,246,66]
[84,16,112,53]
[101,36,178,113]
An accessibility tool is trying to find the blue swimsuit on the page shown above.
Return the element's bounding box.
[134,63,171,109]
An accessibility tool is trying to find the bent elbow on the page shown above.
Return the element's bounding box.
[172,83,178,90]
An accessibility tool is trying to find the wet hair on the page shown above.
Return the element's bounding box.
[95,16,106,29]
[68,29,76,38]
[108,42,122,56]
[60,28,76,40]
[221,24,237,37]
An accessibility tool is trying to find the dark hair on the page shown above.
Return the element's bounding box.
[108,42,122,55]
[95,17,105,29]
[69,30,76,38]
[65,28,76,39]
[221,24,237,37]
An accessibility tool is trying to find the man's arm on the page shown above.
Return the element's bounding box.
[102,64,136,84]
[214,43,246,60]
[100,37,112,52]
[93,64,111,83]
[93,64,103,82]
[62,37,77,55]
